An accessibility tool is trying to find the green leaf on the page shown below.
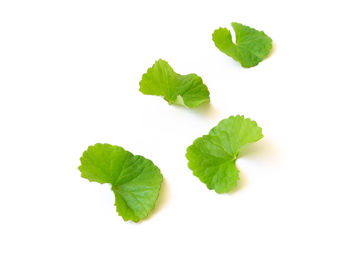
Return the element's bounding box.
[186,115,263,193]
[139,59,210,108]
[79,143,163,222]
[212,22,272,68]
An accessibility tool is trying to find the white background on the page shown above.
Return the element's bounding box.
[1,0,349,255]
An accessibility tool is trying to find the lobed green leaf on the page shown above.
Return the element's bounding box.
[79,143,163,222]
[186,115,263,193]
[139,59,210,108]
[212,22,272,68]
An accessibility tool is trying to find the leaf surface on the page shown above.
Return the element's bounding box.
[186,115,263,193]
[79,143,163,222]
[139,59,210,108]
[212,22,272,68]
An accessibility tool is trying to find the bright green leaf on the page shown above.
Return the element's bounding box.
[186,115,263,193]
[79,143,163,222]
[212,22,272,68]
[139,59,210,108]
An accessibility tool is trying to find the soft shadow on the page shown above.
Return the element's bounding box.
[192,102,221,120]
[170,100,221,121]
[265,41,277,59]
[228,171,248,195]
[239,138,280,161]
[141,178,170,222]
[226,138,279,195]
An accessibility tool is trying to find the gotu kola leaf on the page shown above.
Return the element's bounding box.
[186,115,263,193]
[78,143,163,222]
[139,59,210,108]
[212,22,272,68]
